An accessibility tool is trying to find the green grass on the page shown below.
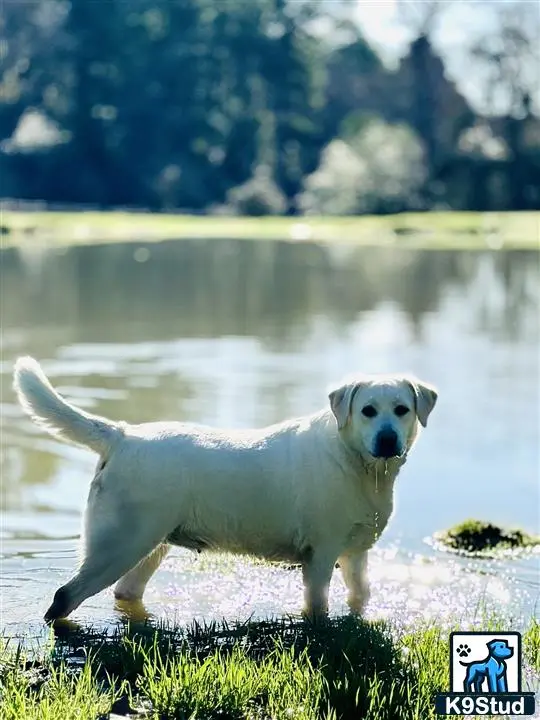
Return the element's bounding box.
[0,647,118,720]
[524,619,540,673]
[1,208,539,250]
[1,615,538,719]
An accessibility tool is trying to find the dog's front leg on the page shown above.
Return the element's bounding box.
[301,549,338,620]
[496,672,507,693]
[338,551,370,615]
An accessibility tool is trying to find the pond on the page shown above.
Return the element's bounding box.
[1,237,538,639]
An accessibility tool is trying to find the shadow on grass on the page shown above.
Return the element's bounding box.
[2,615,538,717]
[11,614,540,718]
[40,615,443,719]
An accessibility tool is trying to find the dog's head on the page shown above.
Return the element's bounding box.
[487,639,513,660]
[328,374,438,461]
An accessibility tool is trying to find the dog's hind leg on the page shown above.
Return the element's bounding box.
[114,543,170,601]
[45,526,166,622]
[473,677,484,693]
[44,523,167,622]
[45,475,170,623]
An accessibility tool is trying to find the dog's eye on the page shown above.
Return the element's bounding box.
[361,405,377,418]
[394,405,410,417]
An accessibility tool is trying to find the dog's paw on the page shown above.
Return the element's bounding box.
[456,643,471,658]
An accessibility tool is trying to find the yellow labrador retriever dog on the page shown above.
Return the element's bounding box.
[13,357,437,622]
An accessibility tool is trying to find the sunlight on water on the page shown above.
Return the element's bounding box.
[1,538,538,644]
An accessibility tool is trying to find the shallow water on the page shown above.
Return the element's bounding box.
[1,238,539,638]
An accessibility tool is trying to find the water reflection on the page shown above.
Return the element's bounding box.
[3,241,537,348]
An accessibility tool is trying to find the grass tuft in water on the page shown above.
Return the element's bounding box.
[433,518,540,555]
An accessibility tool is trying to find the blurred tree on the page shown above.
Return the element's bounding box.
[299,116,426,215]
[324,35,384,136]
[467,0,540,209]
[0,0,537,212]
[394,0,445,175]
[0,0,70,196]
[468,0,539,119]
[1,0,327,210]
[226,165,287,216]
[260,0,326,213]
[434,0,540,211]
[59,0,130,204]
[392,0,474,201]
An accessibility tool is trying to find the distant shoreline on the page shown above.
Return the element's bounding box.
[1,209,539,251]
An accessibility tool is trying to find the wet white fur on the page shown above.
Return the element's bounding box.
[13,357,437,620]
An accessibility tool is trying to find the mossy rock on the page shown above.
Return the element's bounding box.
[433,519,540,555]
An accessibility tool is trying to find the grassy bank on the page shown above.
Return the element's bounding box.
[1,209,539,250]
[1,616,538,720]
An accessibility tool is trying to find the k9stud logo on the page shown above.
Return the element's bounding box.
[434,632,536,716]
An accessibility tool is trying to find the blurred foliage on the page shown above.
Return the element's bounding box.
[299,116,426,215]
[0,0,539,213]
[226,165,287,216]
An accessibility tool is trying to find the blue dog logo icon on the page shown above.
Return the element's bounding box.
[459,639,514,693]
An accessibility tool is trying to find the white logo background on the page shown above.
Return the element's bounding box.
[451,632,520,693]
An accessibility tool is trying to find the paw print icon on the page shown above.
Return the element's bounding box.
[456,644,471,658]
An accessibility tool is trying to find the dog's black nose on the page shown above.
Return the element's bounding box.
[374,429,399,458]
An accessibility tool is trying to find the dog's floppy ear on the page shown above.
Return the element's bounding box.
[405,377,438,428]
[328,379,363,430]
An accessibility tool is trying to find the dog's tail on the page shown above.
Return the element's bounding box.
[13,356,123,456]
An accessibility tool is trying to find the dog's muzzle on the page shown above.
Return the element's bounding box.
[373,428,400,459]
